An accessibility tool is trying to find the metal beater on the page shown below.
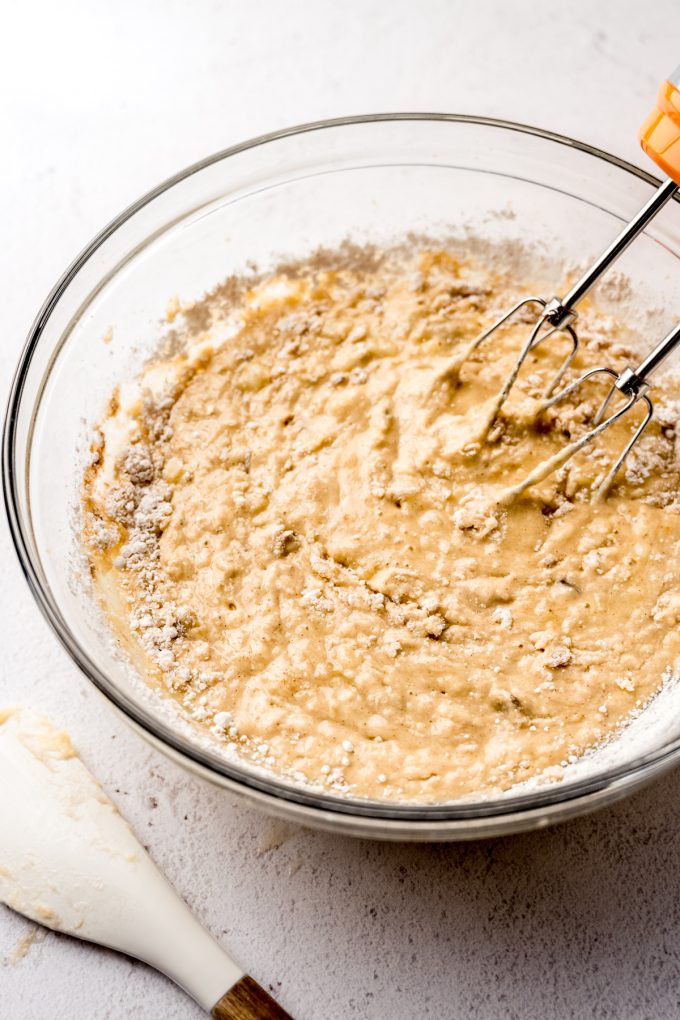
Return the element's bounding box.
[455,67,680,498]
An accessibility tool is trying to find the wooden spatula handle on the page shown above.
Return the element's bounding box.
[211,975,293,1019]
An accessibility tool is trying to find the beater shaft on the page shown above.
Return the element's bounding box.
[547,176,678,330]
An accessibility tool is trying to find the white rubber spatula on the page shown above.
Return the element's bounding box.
[0,707,292,1019]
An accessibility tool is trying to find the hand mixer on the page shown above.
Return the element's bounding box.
[452,66,680,500]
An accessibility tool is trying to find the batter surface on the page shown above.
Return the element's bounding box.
[84,246,680,801]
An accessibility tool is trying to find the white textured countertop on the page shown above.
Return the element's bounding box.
[2,2,680,1016]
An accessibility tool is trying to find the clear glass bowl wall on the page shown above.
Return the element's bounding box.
[6,116,680,840]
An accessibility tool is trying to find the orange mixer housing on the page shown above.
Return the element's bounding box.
[639,68,680,186]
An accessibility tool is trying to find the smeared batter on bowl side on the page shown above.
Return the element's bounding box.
[83,246,680,801]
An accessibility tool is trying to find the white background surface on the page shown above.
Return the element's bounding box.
[2,1,680,1017]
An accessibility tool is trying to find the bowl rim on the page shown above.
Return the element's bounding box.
[5,111,680,828]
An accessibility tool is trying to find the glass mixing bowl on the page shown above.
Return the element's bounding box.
[6,115,680,841]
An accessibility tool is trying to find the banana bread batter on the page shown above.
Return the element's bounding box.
[83,247,680,801]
